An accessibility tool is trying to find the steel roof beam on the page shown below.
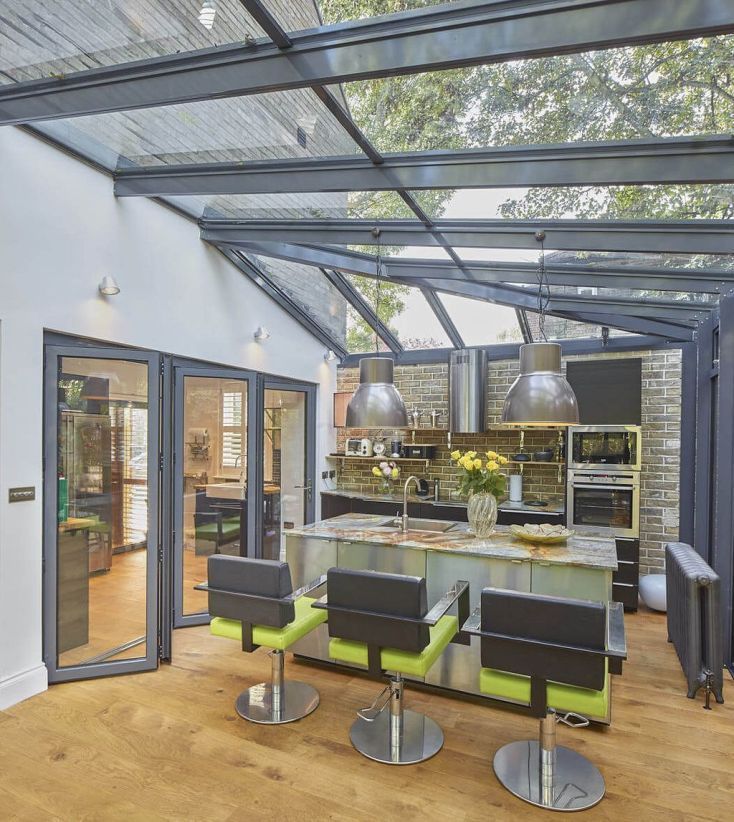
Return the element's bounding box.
[552,311,695,340]
[114,136,734,196]
[225,239,732,294]
[2,0,733,125]
[422,288,464,348]
[202,218,734,255]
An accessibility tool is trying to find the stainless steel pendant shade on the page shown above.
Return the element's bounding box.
[501,343,579,426]
[346,357,409,429]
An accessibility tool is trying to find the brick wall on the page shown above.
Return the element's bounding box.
[336,347,682,574]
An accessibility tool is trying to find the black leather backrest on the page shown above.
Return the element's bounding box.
[207,555,294,628]
[326,567,430,653]
[480,588,607,691]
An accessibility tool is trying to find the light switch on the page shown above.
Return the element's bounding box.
[9,486,35,503]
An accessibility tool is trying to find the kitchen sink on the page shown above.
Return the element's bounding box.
[376,517,458,533]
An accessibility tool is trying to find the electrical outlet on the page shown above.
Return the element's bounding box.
[329,470,336,479]
[321,470,329,480]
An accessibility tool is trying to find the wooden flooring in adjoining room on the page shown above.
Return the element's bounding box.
[1,609,732,821]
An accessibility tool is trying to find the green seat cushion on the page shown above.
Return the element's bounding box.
[195,519,240,540]
[479,661,609,718]
[210,595,327,651]
[329,615,458,677]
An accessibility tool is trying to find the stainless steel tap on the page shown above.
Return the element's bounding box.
[402,475,421,532]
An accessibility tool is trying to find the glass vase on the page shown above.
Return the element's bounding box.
[467,491,498,538]
[378,478,394,496]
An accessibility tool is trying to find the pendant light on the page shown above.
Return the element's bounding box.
[345,229,409,429]
[501,232,579,427]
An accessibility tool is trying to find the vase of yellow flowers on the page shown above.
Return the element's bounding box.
[450,449,509,538]
[372,460,400,495]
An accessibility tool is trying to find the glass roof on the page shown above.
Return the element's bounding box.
[438,294,523,346]
[332,36,734,153]
[3,1,732,355]
[410,185,734,222]
[0,1,270,84]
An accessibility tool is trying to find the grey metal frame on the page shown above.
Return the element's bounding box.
[171,364,258,628]
[43,343,161,683]
[2,0,732,124]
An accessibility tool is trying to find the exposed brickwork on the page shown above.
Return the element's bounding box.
[336,347,681,574]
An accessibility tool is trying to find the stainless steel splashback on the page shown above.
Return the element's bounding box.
[449,349,487,432]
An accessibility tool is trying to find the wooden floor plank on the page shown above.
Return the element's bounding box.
[2,608,732,821]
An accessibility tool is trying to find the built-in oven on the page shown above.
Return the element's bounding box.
[567,470,640,538]
[568,425,641,472]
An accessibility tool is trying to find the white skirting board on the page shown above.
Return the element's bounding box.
[0,664,48,710]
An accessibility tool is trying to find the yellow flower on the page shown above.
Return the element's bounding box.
[497,455,509,465]
[450,450,461,461]
[372,466,382,477]
[460,456,473,470]
[486,450,499,461]
[391,468,399,480]
[466,450,477,459]
[473,458,482,470]
[487,460,499,472]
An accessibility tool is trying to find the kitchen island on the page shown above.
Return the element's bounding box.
[285,513,618,721]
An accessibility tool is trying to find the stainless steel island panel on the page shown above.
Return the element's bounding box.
[425,552,532,696]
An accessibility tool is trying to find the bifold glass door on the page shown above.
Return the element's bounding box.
[172,366,257,627]
[262,384,316,561]
[44,346,160,682]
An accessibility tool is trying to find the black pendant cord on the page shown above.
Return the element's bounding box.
[535,230,550,342]
[373,227,382,354]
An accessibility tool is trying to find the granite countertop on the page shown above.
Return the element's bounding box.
[288,513,616,571]
[322,488,565,515]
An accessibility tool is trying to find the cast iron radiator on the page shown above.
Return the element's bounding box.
[665,542,724,706]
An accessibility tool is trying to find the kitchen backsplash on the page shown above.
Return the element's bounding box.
[334,347,682,575]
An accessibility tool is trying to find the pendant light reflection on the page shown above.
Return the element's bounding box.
[345,228,409,429]
[198,0,216,30]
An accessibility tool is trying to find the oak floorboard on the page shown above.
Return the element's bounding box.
[2,608,732,821]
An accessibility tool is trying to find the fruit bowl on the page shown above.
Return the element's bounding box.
[510,524,575,544]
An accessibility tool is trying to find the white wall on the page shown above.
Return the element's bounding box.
[0,127,337,708]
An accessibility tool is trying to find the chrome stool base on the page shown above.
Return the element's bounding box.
[235,648,319,725]
[493,740,606,812]
[235,680,320,725]
[350,709,443,765]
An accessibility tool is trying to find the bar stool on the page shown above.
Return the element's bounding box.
[463,588,627,812]
[314,567,469,765]
[198,555,327,725]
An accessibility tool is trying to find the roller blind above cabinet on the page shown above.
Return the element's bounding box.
[566,359,642,425]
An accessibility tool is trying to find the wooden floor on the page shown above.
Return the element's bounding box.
[2,609,732,821]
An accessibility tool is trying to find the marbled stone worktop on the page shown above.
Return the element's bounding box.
[322,488,565,514]
[288,514,617,571]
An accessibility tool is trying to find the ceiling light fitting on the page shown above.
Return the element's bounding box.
[98,275,120,296]
[253,326,270,341]
[324,350,338,362]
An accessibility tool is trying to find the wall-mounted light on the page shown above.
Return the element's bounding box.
[98,275,120,296]
[253,326,271,342]
[198,0,216,30]
[324,350,338,362]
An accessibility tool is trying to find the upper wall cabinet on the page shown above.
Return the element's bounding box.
[566,359,642,425]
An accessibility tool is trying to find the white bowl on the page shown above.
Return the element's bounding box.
[639,574,666,612]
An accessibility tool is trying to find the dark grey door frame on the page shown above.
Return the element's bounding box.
[262,377,318,528]
[43,343,161,683]
[171,363,258,628]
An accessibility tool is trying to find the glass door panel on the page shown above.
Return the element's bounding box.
[262,385,315,561]
[45,347,160,682]
[173,367,256,626]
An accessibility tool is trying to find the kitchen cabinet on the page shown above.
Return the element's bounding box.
[613,537,640,611]
[531,562,612,602]
[567,359,642,425]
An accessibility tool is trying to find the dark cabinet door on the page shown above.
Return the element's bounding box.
[321,493,353,519]
[497,510,566,527]
[567,359,642,425]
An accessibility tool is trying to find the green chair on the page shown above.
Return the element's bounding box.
[462,588,627,812]
[194,512,241,556]
[314,567,469,765]
[198,556,327,724]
